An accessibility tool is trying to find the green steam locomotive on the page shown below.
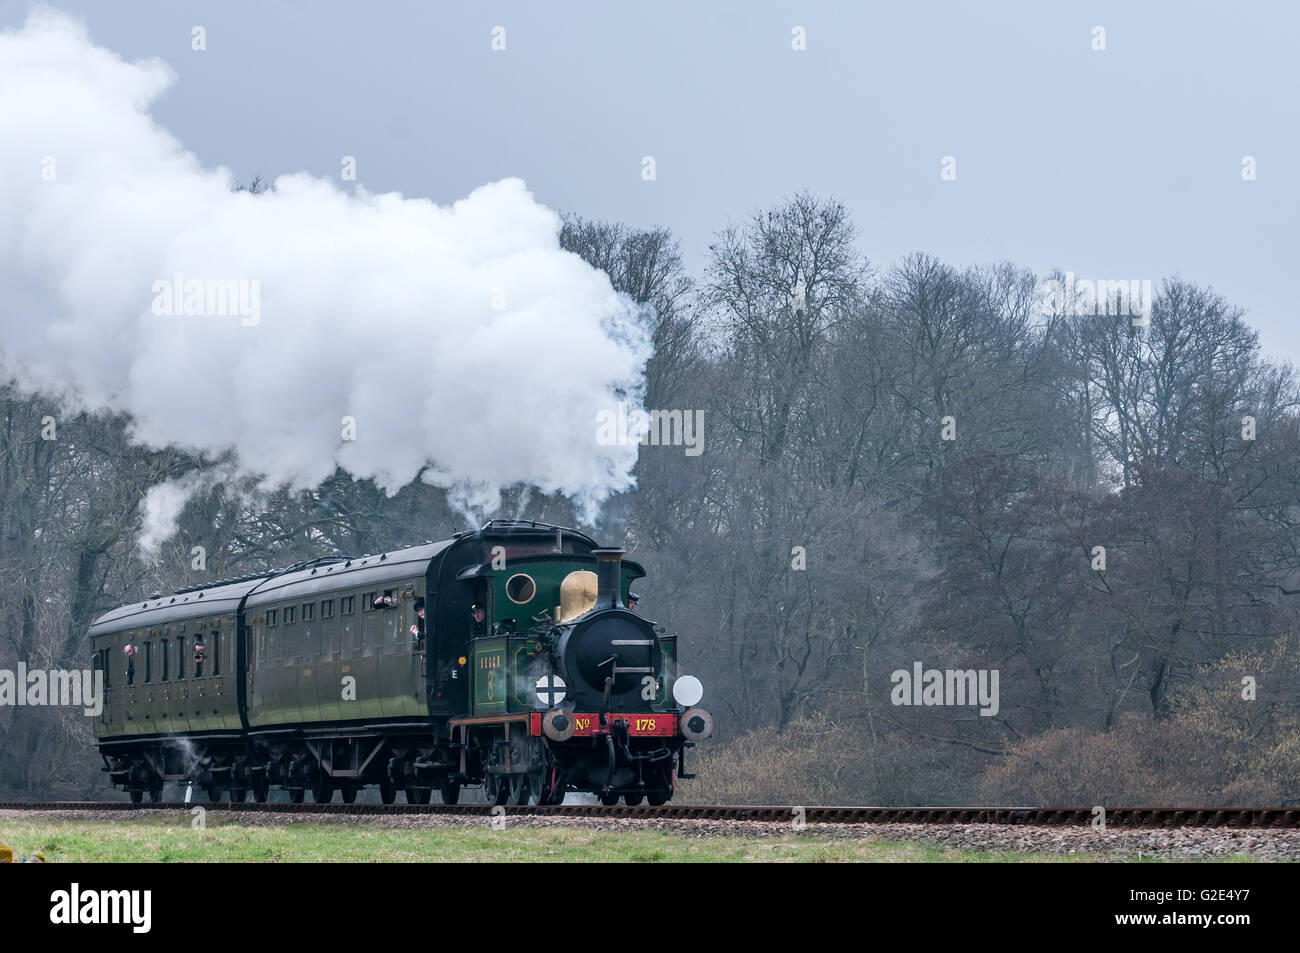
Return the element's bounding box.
[89,520,712,805]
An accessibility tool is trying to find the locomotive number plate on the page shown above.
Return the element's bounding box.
[566,714,678,737]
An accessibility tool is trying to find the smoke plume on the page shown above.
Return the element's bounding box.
[0,10,650,553]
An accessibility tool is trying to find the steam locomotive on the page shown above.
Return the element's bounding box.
[88,520,713,805]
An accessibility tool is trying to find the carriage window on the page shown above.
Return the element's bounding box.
[161,640,169,681]
[267,609,278,628]
[284,605,296,625]
[361,612,378,657]
[176,638,185,679]
[383,611,399,654]
[362,593,375,612]
[341,595,355,615]
[144,642,152,683]
[212,630,221,676]
[302,602,314,622]
[326,618,340,660]
[321,599,334,619]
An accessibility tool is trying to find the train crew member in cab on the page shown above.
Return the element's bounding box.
[409,598,426,646]
[627,592,640,611]
[123,643,136,685]
[470,602,486,636]
[193,636,207,677]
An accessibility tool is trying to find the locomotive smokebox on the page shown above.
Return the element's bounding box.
[592,548,624,609]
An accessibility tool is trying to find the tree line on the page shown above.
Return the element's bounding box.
[3,192,1298,803]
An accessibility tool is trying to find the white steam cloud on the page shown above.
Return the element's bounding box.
[0,11,650,553]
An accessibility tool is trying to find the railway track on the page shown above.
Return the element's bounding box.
[3,802,1299,827]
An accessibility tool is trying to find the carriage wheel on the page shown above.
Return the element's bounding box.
[311,774,334,803]
[252,775,270,803]
[340,784,357,804]
[439,778,461,805]
[289,788,305,803]
[149,778,165,802]
[129,788,144,804]
[229,787,247,803]
[405,785,432,805]
[379,780,396,804]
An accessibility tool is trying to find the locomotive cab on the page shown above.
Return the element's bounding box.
[449,543,712,805]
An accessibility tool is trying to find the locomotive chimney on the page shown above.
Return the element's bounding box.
[592,548,624,609]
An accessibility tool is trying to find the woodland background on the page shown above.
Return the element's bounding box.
[4,191,1300,804]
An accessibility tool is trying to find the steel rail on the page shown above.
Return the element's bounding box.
[2,803,1299,827]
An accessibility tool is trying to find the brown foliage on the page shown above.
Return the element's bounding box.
[979,639,1300,806]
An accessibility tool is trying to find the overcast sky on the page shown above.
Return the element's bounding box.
[6,1,1297,364]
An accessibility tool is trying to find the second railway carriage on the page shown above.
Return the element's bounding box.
[91,520,713,805]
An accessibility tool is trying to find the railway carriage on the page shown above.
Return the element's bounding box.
[90,520,712,804]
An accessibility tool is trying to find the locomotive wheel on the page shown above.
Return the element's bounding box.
[290,788,305,803]
[379,780,396,804]
[647,790,669,806]
[540,780,564,806]
[311,774,334,804]
[526,768,546,805]
[129,788,144,804]
[204,784,222,803]
[149,778,164,802]
[600,791,620,806]
[404,785,432,805]
[624,792,644,807]
[340,784,357,804]
[506,734,530,804]
[439,779,460,805]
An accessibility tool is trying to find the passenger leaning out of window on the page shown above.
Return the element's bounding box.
[409,598,426,646]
